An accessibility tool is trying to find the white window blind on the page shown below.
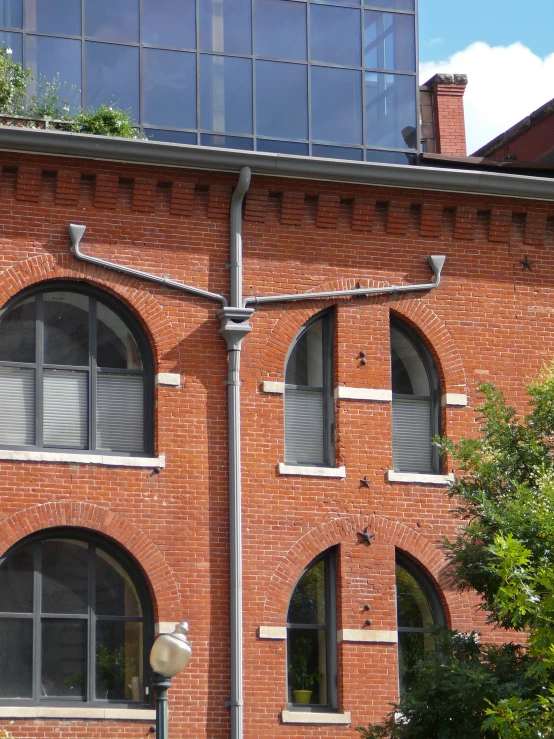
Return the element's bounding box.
[0,367,35,445]
[285,389,324,466]
[392,398,432,473]
[43,370,88,448]
[96,374,144,453]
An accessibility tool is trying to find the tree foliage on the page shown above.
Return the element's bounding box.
[359,368,554,738]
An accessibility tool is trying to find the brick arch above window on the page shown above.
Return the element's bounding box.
[0,500,181,621]
[262,514,472,629]
[0,253,181,374]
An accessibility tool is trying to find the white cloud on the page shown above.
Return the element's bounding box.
[420,41,554,154]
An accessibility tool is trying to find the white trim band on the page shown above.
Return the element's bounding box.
[278,463,346,478]
[0,707,156,721]
[334,387,392,402]
[0,450,166,468]
[281,710,351,725]
[261,380,285,394]
[442,393,468,406]
[338,629,397,644]
[155,621,179,635]
[258,626,287,639]
[155,373,181,387]
[387,470,454,485]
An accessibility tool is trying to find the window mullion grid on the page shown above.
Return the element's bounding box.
[326,551,337,708]
[88,544,95,703]
[35,294,44,449]
[323,314,333,465]
[89,298,97,451]
[33,541,41,702]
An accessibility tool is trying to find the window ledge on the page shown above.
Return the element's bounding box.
[281,710,351,725]
[387,470,454,485]
[0,450,166,468]
[278,463,346,478]
[0,707,155,721]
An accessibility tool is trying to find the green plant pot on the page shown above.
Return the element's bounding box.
[293,689,313,704]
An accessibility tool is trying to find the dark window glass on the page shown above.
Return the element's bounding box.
[364,11,415,72]
[0,296,35,363]
[312,66,362,145]
[391,326,430,396]
[365,71,416,149]
[0,0,22,29]
[313,144,363,160]
[142,0,195,49]
[25,0,81,36]
[0,32,22,62]
[44,292,89,367]
[143,48,196,129]
[256,61,307,140]
[365,0,414,9]
[0,532,151,705]
[257,139,308,156]
[255,0,307,61]
[85,42,139,120]
[146,129,197,145]
[201,133,253,150]
[286,319,323,387]
[85,0,139,43]
[199,0,251,55]
[200,55,252,134]
[97,303,142,370]
[25,35,81,112]
[366,149,414,163]
[310,5,360,67]
[287,551,336,708]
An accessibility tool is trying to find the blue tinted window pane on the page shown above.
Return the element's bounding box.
[312,66,362,144]
[142,0,195,49]
[313,0,360,5]
[200,0,251,54]
[255,0,306,61]
[0,0,22,29]
[143,48,196,128]
[365,0,414,10]
[366,149,414,163]
[85,0,139,43]
[256,61,307,139]
[26,36,81,111]
[25,0,81,36]
[201,134,253,150]
[146,129,197,144]
[365,72,416,149]
[0,32,21,62]
[310,5,360,67]
[200,55,252,134]
[257,139,308,155]
[313,144,363,160]
[364,11,415,72]
[85,42,139,120]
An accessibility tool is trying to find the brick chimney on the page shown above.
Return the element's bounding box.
[420,73,468,156]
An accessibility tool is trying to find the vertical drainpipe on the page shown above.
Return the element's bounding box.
[217,167,254,739]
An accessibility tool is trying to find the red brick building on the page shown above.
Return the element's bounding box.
[0,109,553,739]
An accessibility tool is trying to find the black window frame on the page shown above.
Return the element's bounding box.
[286,547,338,712]
[390,316,441,474]
[0,527,154,707]
[0,281,154,456]
[284,310,334,467]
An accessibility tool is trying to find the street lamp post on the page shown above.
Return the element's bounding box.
[150,621,192,739]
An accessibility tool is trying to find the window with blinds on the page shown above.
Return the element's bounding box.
[284,312,333,466]
[391,320,440,473]
[0,285,152,455]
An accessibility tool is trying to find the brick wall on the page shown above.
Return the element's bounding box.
[0,151,552,738]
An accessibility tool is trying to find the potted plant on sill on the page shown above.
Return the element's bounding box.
[288,635,323,704]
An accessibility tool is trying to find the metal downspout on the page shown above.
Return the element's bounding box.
[217,167,254,739]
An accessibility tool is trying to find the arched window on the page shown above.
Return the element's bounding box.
[286,549,337,709]
[396,553,444,695]
[284,312,334,466]
[390,318,440,473]
[0,283,153,455]
[0,529,153,705]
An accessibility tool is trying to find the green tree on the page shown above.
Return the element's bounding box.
[359,369,554,738]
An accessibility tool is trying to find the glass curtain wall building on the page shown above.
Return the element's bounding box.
[0,0,418,162]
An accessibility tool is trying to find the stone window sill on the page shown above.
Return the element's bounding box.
[0,707,155,720]
[281,710,351,725]
[387,470,454,485]
[278,463,346,478]
[0,450,166,468]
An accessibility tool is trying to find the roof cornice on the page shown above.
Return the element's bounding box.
[0,127,553,201]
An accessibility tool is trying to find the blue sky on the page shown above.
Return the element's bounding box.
[418,0,554,153]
